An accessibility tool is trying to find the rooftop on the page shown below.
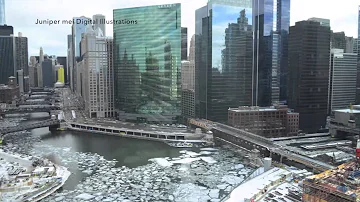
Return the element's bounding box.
[226,167,291,202]
[334,109,360,114]
[306,161,360,198]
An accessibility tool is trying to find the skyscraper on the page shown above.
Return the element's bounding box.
[0,0,5,25]
[331,32,346,50]
[181,27,187,60]
[288,20,331,133]
[80,27,114,118]
[14,33,28,76]
[253,0,291,106]
[113,4,181,123]
[357,6,360,103]
[71,16,91,92]
[346,36,355,53]
[42,59,54,88]
[328,49,357,113]
[0,32,28,85]
[195,0,253,122]
[93,14,106,36]
[0,25,12,36]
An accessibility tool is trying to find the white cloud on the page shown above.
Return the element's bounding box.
[5,0,360,57]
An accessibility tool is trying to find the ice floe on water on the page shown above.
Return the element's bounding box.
[3,131,255,202]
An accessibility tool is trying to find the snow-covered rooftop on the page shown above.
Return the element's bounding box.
[226,167,291,202]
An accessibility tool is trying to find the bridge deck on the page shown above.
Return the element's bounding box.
[0,119,60,135]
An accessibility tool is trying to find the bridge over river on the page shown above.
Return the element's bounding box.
[189,119,335,172]
[0,119,60,136]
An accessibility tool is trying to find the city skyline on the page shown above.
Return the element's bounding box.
[4,0,359,57]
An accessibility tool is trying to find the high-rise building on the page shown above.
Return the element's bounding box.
[288,20,331,133]
[56,57,67,84]
[0,36,13,84]
[331,32,346,50]
[29,56,38,87]
[253,0,291,105]
[0,32,28,85]
[42,59,54,87]
[0,0,5,25]
[113,4,182,123]
[181,61,194,90]
[353,38,358,54]
[67,35,73,88]
[308,17,330,27]
[80,27,114,118]
[181,35,195,122]
[357,6,360,103]
[37,47,44,87]
[71,16,91,92]
[195,0,253,122]
[57,66,65,83]
[328,49,357,113]
[346,36,355,53]
[181,27,187,60]
[0,25,13,36]
[93,14,106,36]
[14,32,28,76]
[16,69,24,94]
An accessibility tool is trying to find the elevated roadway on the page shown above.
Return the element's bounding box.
[1,105,60,114]
[189,119,335,172]
[0,119,60,135]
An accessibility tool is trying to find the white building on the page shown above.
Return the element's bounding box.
[80,27,114,118]
[328,49,357,113]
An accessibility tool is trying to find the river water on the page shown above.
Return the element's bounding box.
[2,113,255,201]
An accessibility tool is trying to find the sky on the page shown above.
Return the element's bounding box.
[5,0,360,57]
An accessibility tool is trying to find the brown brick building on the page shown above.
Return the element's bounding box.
[228,105,299,138]
[0,76,20,104]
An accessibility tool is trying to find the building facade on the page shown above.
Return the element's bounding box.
[308,17,330,27]
[357,6,360,103]
[16,69,24,94]
[113,4,182,123]
[181,27,187,60]
[253,0,291,105]
[0,0,5,25]
[195,0,253,123]
[0,25,13,36]
[0,36,14,84]
[328,49,357,113]
[14,33,28,76]
[56,57,67,84]
[0,33,28,85]
[345,36,355,53]
[42,59,54,87]
[331,32,346,50]
[93,14,106,36]
[71,16,91,92]
[228,105,298,137]
[0,77,20,104]
[81,28,114,118]
[288,20,331,133]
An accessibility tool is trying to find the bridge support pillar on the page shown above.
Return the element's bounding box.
[280,155,283,163]
[270,152,272,159]
[49,123,60,131]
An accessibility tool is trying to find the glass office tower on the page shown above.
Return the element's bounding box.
[253,0,290,106]
[0,0,5,25]
[113,4,181,123]
[195,0,253,122]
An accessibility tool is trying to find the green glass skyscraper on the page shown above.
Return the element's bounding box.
[113,4,182,123]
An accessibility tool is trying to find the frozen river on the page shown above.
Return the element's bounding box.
[2,113,255,201]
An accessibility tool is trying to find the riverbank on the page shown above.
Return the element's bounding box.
[0,149,70,202]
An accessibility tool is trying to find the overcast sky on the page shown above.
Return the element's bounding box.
[5,0,360,57]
